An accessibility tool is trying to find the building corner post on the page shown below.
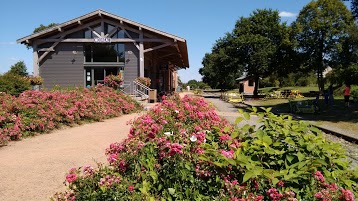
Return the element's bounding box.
[139,30,144,77]
[33,44,39,76]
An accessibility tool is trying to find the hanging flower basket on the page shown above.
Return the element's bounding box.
[135,77,151,87]
[104,74,123,90]
[28,76,43,86]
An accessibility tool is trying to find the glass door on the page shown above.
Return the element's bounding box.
[94,68,105,85]
[84,67,122,87]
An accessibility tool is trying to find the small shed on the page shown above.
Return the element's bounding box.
[236,73,256,95]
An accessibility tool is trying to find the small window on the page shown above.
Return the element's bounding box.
[248,79,254,87]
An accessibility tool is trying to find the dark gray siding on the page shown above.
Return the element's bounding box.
[124,43,139,84]
[40,43,84,89]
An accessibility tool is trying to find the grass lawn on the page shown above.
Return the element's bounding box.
[247,97,358,133]
[259,86,319,94]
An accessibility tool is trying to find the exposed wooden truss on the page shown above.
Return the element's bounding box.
[33,16,184,67]
[144,42,175,53]
[38,35,65,64]
[36,38,173,43]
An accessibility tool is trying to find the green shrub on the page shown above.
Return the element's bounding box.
[351,86,358,98]
[52,96,357,200]
[201,108,357,199]
[280,72,316,87]
[0,73,30,96]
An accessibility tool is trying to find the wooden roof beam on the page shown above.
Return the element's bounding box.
[36,38,173,43]
[119,26,139,50]
[144,42,174,53]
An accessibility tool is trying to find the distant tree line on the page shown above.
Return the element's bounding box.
[200,0,357,95]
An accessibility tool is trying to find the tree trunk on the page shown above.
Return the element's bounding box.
[318,33,325,92]
[253,75,259,97]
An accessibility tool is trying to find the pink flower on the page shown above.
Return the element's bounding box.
[68,167,77,174]
[220,149,234,159]
[266,188,283,201]
[341,188,355,201]
[83,165,94,176]
[314,171,325,183]
[66,174,77,183]
[329,183,338,191]
[219,134,231,142]
[277,180,284,187]
[107,153,118,164]
[315,192,323,199]
[128,185,135,192]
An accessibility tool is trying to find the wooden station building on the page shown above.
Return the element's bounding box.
[17,10,189,92]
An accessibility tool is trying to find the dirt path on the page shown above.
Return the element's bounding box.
[0,112,144,201]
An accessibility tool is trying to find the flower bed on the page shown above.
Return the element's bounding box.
[0,85,142,146]
[53,95,357,200]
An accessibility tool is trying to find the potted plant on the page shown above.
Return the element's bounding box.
[135,77,151,87]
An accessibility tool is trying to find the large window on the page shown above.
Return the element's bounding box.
[84,43,124,62]
[83,22,126,63]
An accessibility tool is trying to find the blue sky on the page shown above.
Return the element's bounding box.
[0,0,351,83]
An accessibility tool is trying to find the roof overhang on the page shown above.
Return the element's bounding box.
[17,9,189,68]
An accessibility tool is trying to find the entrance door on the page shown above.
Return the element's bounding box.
[84,67,122,87]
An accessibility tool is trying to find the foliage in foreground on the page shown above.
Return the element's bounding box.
[53,95,357,200]
[0,73,31,96]
[0,85,142,146]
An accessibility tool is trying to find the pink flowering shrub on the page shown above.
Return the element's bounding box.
[52,96,357,200]
[104,74,123,89]
[0,85,142,146]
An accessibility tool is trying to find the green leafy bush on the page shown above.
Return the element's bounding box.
[52,97,357,200]
[0,73,31,96]
[201,107,357,199]
[351,86,358,98]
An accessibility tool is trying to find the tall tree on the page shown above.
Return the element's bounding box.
[199,33,243,90]
[233,9,288,96]
[8,61,28,76]
[294,0,354,91]
[350,0,358,20]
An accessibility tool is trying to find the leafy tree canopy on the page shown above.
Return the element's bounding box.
[199,33,243,90]
[293,0,354,90]
[8,61,28,77]
[233,9,290,95]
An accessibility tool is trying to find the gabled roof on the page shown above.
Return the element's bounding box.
[236,72,251,81]
[17,9,189,68]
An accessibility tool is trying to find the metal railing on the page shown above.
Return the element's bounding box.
[133,80,150,100]
[120,81,132,95]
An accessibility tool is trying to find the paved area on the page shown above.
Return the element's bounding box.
[0,112,144,201]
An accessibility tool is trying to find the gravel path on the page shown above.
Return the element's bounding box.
[203,95,260,128]
[0,112,144,201]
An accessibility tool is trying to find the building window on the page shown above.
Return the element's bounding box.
[84,43,125,63]
[248,79,254,87]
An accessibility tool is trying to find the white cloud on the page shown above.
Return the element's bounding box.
[0,42,16,45]
[10,57,18,61]
[279,11,297,18]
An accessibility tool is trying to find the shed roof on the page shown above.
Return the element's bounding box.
[236,72,253,81]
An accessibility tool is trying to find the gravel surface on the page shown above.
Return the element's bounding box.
[203,95,260,128]
[0,112,143,201]
[202,93,358,168]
